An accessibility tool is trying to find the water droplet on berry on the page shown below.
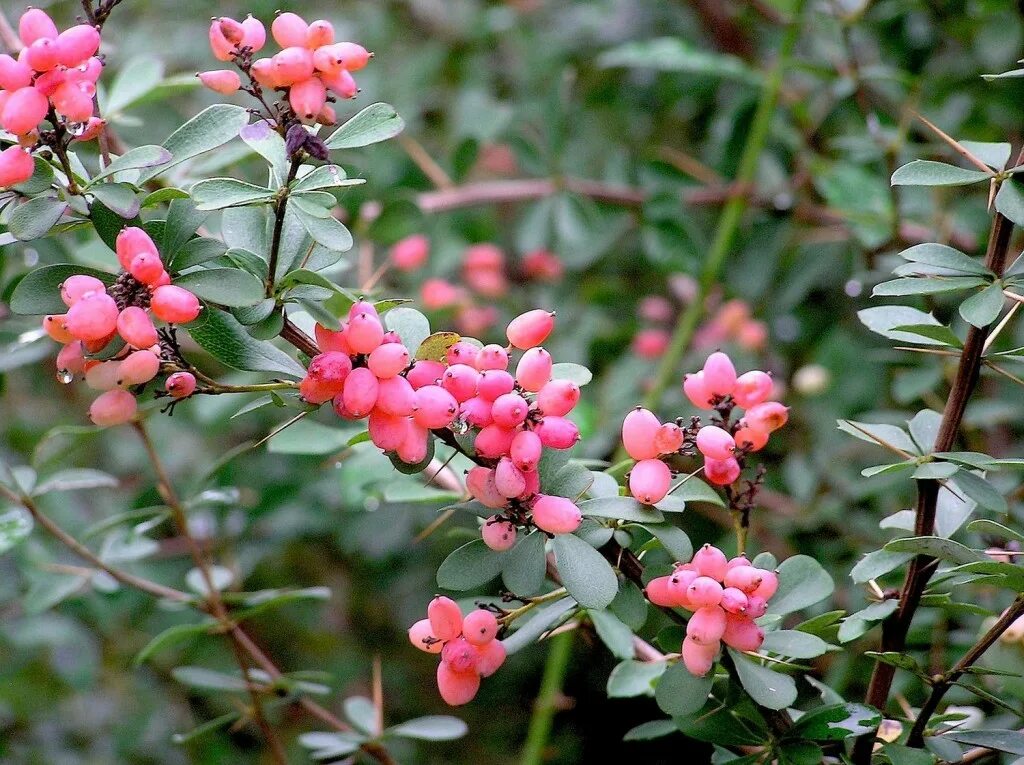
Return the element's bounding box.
[452,417,470,435]
[57,369,74,384]
[68,121,87,137]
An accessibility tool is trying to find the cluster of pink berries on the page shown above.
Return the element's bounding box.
[202,12,370,124]
[620,407,685,504]
[408,596,506,706]
[646,544,778,676]
[0,8,103,187]
[694,298,768,352]
[44,227,201,426]
[685,352,787,484]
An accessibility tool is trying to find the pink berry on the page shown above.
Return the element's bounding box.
[491,393,529,428]
[306,19,334,48]
[271,12,309,48]
[2,86,47,135]
[463,610,499,646]
[621,407,661,460]
[115,227,158,271]
[474,639,506,677]
[330,41,371,71]
[645,576,676,608]
[688,576,724,608]
[510,429,542,472]
[61,275,105,307]
[117,350,160,386]
[55,25,101,68]
[272,46,314,85]
[408,618,443,654]
[723,566,763,594]
[25,38,60,72]
[0,145,33,187]
[535,379,579,417]
[532,494,582,535]
[150,285,200,324]
[534,416,579,450]
[720,588,749,615]
[745,596,768,619]
[0,54,32,90]
[494,457,527,499]
[390,234,429,271]
[474,425,516,459]
[733,370,773,409]
[692,544,729,581]
[250,57,279,88]
[683,372,714,410]
[629,459,672,504]
[396,422,430,464]
[702,351,737,398]
[300,352,352,404]
[56,341,86,375]
[427,595,463,641]
[687,606,727,645]
[722,614,764,652]
[727,555,751,570]
[734,425,768,452]
[368,409,410,451]
[289,76,327,120]
[632,328,670,359]
[420,277,461,309]
[446,341,479,367]
[341,367,379,417]
[476,370,515,401]
[466,467,506,509]
[442,637,480,674]
[506,309,555,350]
[366,343,410,379]
[481,516,516,551]
[681,635,718,677]
[241,15,266,51]
[166,372,196,399]
[85,361,121,391]
[18,9,58,46]
[704,457,741,486]
[208,18,235,60]
[515,347,552,392]
[128,252,166,286]
[406,360,445,389]
[347,312,385,354]
[668,567,699,607]
[752,569,779,601]
[743,402,789,433]
[695,425,735,461]
[521,249,563,282]
[474,344,509,372]
[198,69,241,94]
[413,385,458,429]
[460,396,493,428]
[654,423,684,454]
[442,364,480,403]
[436,662,480,706]
[51,80,95,122]
[65,291,118,341]
[42,315,73,344]
[89,389,136,427]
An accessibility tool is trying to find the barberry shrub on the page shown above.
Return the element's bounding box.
[3,3,1024,765]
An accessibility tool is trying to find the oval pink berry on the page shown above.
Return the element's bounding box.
[722,614,764,651]
[289,76,327,120]
[692,544,729,581]
[734,425,768,452]
[300,352,352,404]
[476,370,515,402]
[506,309,555,350]
[481,516,516,551]
[0,54,32,91]
[683,372,714,410]
[25,38,60,72]
[115,227,158,271]
[723,566,763,594]
[752,569,778,601]
[510,429,542,472]
[531,494,582,535]
[272,46,314,85]
[687,606,727,645]
[408,618,442,654]
[427,595,463,641]
[413,385,458,429]
[695,426,735,461]
[645,576,676,608]
[515,347,552,392]
[65,291,118,341]
[18,9,58,46]
[733,370,773,409]
[114,306,158,349]
[166,372,196,399]
[459,396,493,428]
[117,350,160,386]
[2,86,47,136]
[306,20,334,48]
[687,576,724,608]
[743,402,789,433]
[681,635,718,677]
[491,393,529,428]
[406,359,445,389]
[89,389,136,427]
[55,25,101,68]
[150,286,200,324]
[494,457,527,499]
[51,80,95,122]
[128,252,166,286]
[366,343,410,379]
[463,610,499,646]
[704,457,740,486]
[668,567,698,608]
[535,379,579,417]
[654,422,684,454]
[241,15,266,51]
[474,424,516,459]
[56,341,86,375]
[367,409,410,451]
[466,467,506,509]
[346,312,385,354]
[474,639,506,677]
[390,234,429,271]
[621,407,661,461]
[474,344,509,372]
[702,352,737,398]
[396,423,430,464]
[85,360,122,391]
[341,367,379,417]
[436,661,480,706]
[442,364,480,403]
[629,459,672,504]
[445,341,478,367]
[0,145,34,186]
[271,12,309,48]
[720,588,749,615]
[198,69,241,94]
[534,416,579,450]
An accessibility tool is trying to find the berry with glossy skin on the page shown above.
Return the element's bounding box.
[704,457,741,486]
[491,393,529,428]
[42,315,74,343]
[723,566,763,594]
[117,350,160,386]
[2,86,47,135]
[347,311,385,354]
[654,422,684,454]
[271,12,309,48]
[413,385,458,429]
[481,516,516,551]
[272,46,314,84]
[289,76,327,120]
[89,389,136,426]
[466,467,506,509]
[329,41,371,71]
[367,409,410,451]
[25,38,60,72]
[494,457,527,499]
[56,341,86,375]
[441,637,479,674]
[341,367,379,417]
[390,234,429,271]
[306,19,334,48]
[436,661,480,706]
[463,610,499,646]
[474,424,516,459]
[55,25,101,67]
[476,370,515,401]
[515,347,552,392]
[442,364,480,403]
[300,352,352,404]
[622,407,661,460]
[0,54,32,91]
[668,567,699,607]
[531,494,582,535]
[722,614,764,651]
[733,370,773,409]
[166,372,197,399]
[51,79,95,122]
[406,359,445,389]
[681,635,718,677]
[65,291,118,341]
[367,343,410,379]
[396,422,429,464]
[115,227,158,271]
[645,576,676,608]
[743,402,789,433]
[683,371,714,410]
[752,569,779,600]
[85,360,122,391]
[474,344,509,372]
[375,375,416,417]
[692,544,729,581]
[695,425,735,461]
[446,341,479,367]
[629,459,672,504]
[687,606,727,645]
[687,576,724,608]
[506,309,555,350]
[733,425,768,452]
[19,9,58,46]
[474,639,506,677]
[408,619,443,654]
[510,429,542,472]
[150,285,201,324]
[703,351,737,397]
[459,396,493,428]
[198,69,241,94]
[427,595,463,642]
[61,274,105,307]
[241,15,266,51]
[535,379,580,417]
[128,252,166,286]
[720,588,749,615]
[534,416,579,449]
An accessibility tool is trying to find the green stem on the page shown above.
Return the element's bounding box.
[638,5,805,415]
[520,630,574,765]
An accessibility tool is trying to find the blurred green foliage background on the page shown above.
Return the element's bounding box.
[4,0,1024,762]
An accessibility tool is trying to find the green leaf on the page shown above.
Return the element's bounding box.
[551,533,618,609]
[9,264,115,315]
[415,331,461,362]
[292,164,363,192]
[851,549,913,583]
[436,539,509,590]
[344,696,379,736]
[134,622,212,666]
[385,307,431,355]
[760,630,830,659]
[884,536,984,565]
[185,308,305,377]
[864,649,921,673]
[191,178,275,211]
[891,160,991,187]
[0,508,32,555]
[607,660,665,698]
[954,470,1007,512]
[162,199,209,262]
[33,468,117,495]
[501,531,547,597]
[9,196,68,240]
[387,716,468,741]
[668,477,725,507]
[579,496,662,522]
[589,609,635,660]
[911,462,959,479]
[623,720,677,741]
[267,420,357,455]
[899,242,993,276]
[943,730,1024,755]
[170,666,248,692]
[550,362,593,386]
[729,649,797,710]
[502,598,576,655]
[873,277,988,296]
[858,306,946,345]
[90,182,141,219]
[174,268,265,307]
[168,237,226,271]
[654,661,714,716]
[141,104,250,182]
[325,103,405,149]
[787,703,880,742]
[90,145,172,183]
[837,420,918,454]
[239,121,289,186]
[890,324,963,348]
[967,519,1024,543]
[768,555,834,616]
[959,283,1005,328]
[636,522,692,561]
[598,37,758,84]
[291,204,353,252]
[995,178,1024,227]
